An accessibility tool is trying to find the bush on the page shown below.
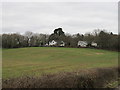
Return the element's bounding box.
[2,67,119,88]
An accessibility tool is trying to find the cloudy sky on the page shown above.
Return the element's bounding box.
[1,2,118,34]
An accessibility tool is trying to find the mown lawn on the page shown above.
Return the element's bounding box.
[2,47,118,79]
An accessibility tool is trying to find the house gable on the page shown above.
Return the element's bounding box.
[78,41,88,47]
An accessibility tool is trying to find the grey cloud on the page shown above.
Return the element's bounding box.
[2,2,118,34]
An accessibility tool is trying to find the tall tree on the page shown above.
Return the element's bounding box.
[49,28,65,42]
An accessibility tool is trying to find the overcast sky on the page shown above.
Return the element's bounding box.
[1,2,118,34]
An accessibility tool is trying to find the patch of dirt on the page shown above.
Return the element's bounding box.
[95,53,104,55]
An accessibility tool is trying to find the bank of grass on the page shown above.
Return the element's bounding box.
[2,67,119,88]
[3,47,118,79]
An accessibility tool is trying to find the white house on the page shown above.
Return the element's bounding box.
[78,41,88,47]
[28,38,31,46]
[49,40,65,47]
[45,43,49,46]
[49,40,57,46]
[91,42,97,47]
[60,41,65,47]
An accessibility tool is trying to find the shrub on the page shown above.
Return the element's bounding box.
[2,67,119,88]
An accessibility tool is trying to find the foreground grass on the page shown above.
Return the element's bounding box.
[3,47,118,79]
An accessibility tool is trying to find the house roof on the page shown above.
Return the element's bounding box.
[78,41,87,43]
[49,40,65,43]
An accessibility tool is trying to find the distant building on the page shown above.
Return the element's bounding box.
[49,40,65,47]
[78,41,88,47]
[49,40,57,46]
[91,42,97,47]
[45,43,49,46]
[28,38,31,46]
[60,41,65,47]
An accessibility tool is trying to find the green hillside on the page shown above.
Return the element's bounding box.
[2,47,118,79]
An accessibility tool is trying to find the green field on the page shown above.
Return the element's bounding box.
[2,47,118,79]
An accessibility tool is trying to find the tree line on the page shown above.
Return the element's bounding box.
[1,28,119,51]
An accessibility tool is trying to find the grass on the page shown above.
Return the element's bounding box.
[2,47,118,79]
